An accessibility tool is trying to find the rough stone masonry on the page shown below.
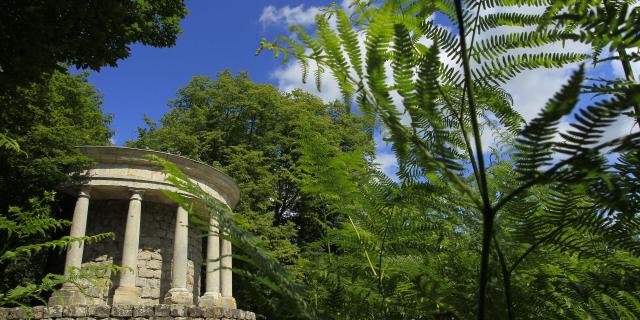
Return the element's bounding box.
[0,305,255,320]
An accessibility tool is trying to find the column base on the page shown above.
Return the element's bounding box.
[112,286,140,304]
[221,296,237,309]
[164,288,194,305]
[48,285,87,305]
[198,292,223,307]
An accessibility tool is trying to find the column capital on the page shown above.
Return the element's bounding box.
[77,186,91,199]
[128,189,144,200]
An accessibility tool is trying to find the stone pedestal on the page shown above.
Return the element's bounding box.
[221,296,237,309]
[198,292,223,307]
[163,288,193,305]
[112,286,140,305]
[48,285,87,306]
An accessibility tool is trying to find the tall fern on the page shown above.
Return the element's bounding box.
[259,0,640,318]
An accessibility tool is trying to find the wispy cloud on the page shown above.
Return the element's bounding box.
[259,4,321,28]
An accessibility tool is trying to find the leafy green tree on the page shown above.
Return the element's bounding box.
[128,70,373,318]
[0,70,113,209]
[0,69,113,300]
[0,0,187,92]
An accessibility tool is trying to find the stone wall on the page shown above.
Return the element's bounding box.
[81,200,202,305]
[0,305,255,320]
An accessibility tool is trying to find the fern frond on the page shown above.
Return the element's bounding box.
[471,30,571,63]
[554,89,638,155]
[473,52,590,85]
[0,133,24,155]
[514,65,584,180]
[0,233,115,263]
[335,7,364,80]
[477,12,542,32]
[317,15,354,102]
[420,20,461,65]
[392,23,417,110]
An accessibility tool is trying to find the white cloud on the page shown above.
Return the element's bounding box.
[271,60,343,102]
[259,4,321,28]
[374,132,399,180]
[375,152,399,178]
[504,68,576,122]
[260,1,357,29]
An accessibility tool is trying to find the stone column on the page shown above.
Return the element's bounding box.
[164,205,193,304]
[113,190,143,304]
[49,187,91,305]
[198,216,222,307]
[220,238,236,308]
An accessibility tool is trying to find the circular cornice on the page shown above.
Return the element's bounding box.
[75,146,240,208]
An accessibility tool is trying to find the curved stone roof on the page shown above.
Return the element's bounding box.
[72,146,240,208]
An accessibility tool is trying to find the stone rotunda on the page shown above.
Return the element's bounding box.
[49,146,242,310]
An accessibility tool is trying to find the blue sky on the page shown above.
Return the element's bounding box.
[83,0,329,145]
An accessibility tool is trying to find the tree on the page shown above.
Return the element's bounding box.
[0,70,113,209]
[0,0,187,92]
[0,69,113,298]
[128,70,373,318]
[260,0,640,318]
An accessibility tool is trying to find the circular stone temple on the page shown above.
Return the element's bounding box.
[49,146,240,309]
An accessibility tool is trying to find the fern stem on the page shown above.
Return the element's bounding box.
[602,0,640,121]
[616,49,640,121]
[377,205,396,319]
[492,235,514,320]
[455,2,483,190]
[467,1,483,61]
[438,85,481,188]
[454,1,494,319]
[454,2,489,201]
[347,214,378,277]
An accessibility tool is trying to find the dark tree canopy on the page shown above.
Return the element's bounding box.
[0,70,113,210]
[0,0,187,92]
[0,69,113,298]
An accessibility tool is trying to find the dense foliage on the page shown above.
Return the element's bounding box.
[0,70,113,209]
[0,0,187,93]
[0,70,115,305]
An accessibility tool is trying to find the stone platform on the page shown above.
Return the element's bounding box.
[0,304,255,320]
